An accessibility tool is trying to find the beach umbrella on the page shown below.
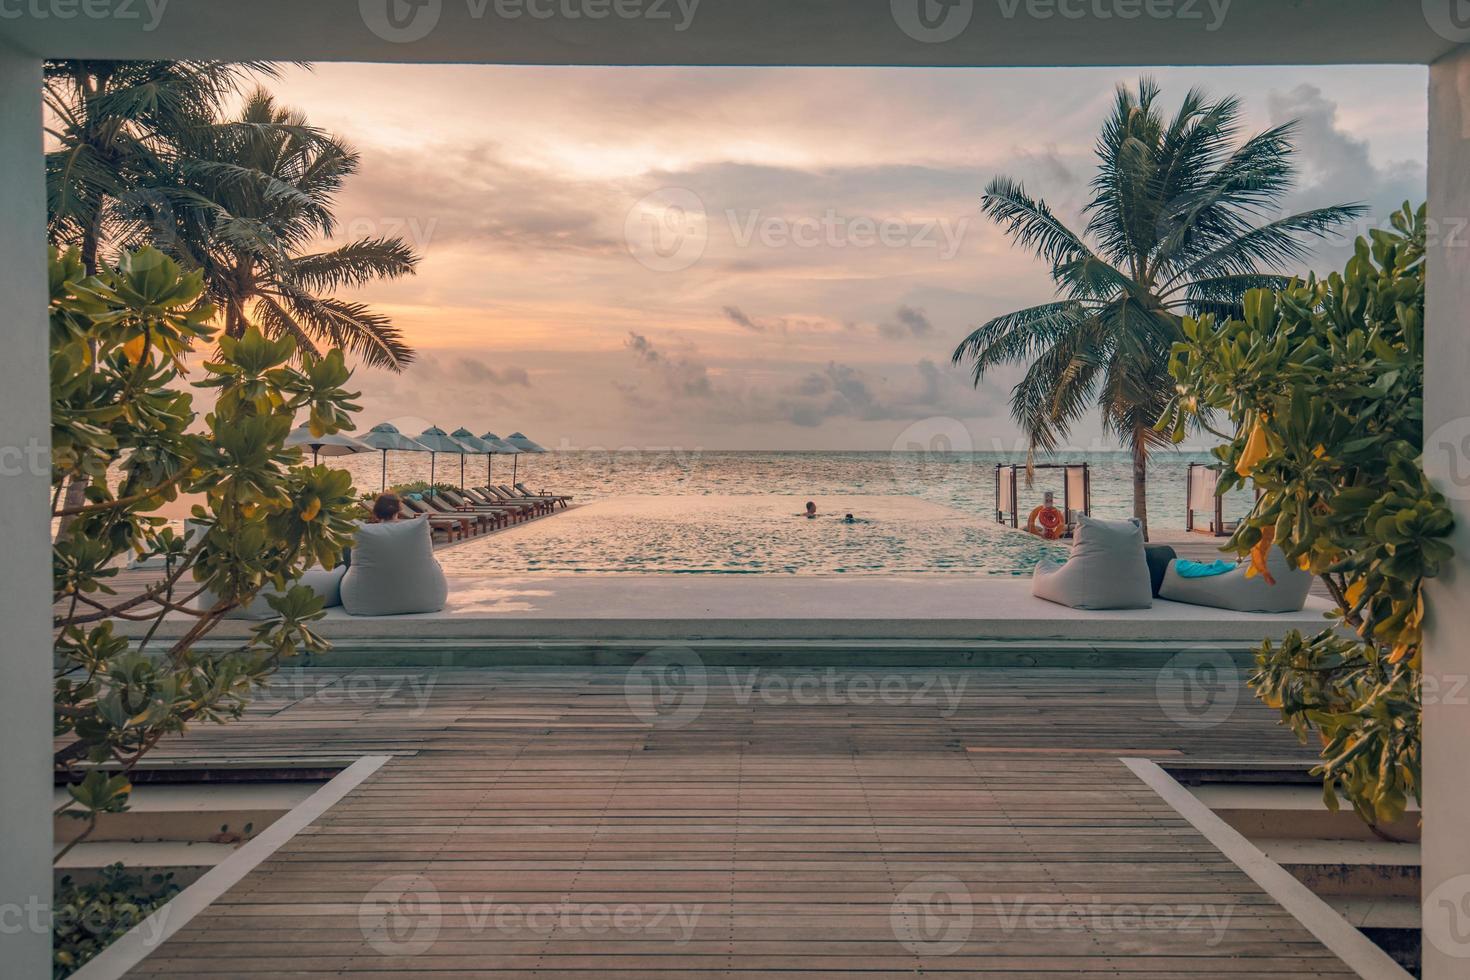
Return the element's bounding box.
[284,425,373,466]
[480,431,521,485]
[450,429,497,491]
[358,422,432,492]
[415,426,475,496]
[503,432,547,484]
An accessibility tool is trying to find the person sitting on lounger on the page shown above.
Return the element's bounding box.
[1026,491,1066,540]
[804,501,818,519]
[371,493,405,523]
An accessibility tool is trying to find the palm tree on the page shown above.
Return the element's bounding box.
[953,78,1363,535]
[45,60,278,274]
[160,90,419,370]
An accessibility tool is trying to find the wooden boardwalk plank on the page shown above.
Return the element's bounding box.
[123,666,1352,977]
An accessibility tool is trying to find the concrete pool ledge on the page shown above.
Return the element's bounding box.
[114,575,1338,659]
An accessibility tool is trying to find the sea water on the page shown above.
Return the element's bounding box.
[335,450,1252,576]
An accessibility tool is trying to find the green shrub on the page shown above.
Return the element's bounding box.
[52,864,180,978]
[52,245,364,848]
[1162,203,1452,831]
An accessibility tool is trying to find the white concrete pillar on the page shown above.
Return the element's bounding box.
[0,42,53,978]
[1425,43,1470,980]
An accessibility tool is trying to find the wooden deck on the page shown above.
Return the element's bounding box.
[123,666,1356,977]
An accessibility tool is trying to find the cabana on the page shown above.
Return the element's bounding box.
[995,463,1091,532]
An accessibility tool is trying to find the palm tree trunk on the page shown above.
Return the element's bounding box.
[1131,424,1149,541]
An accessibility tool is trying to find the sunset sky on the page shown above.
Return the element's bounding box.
[269,63,1428,452]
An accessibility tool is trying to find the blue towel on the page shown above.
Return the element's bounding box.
[1174,559,1235,578]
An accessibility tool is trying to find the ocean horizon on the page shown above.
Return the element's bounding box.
[336,448,1253,534]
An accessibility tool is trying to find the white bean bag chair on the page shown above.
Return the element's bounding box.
[1032,514,1152,610]
[1159,546,1312,614]
[340,519,448,617]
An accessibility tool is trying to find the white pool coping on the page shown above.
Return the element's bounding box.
[1123,758,1412,980]
[68,754,391,980]
[114,574,1337,643]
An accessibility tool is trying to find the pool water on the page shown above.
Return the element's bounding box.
[435,495,1069,576]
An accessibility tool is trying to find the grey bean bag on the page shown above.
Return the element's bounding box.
[1032,514,1152,610]
[1159,546,1312,614]
[340,519,448,617]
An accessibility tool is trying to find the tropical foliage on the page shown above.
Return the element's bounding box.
[953,78,1363,532]
[1161,203,1452,832]
[45,60,276,274]
[52,864,179,978]
[153,90,419,369]
[51,245,363,854]
[46,63,418,369]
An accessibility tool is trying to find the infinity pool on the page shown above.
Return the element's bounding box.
[435,495,1068,576]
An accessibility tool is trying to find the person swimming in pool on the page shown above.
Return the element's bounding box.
[804,501,818,519]
[844,513,856,524]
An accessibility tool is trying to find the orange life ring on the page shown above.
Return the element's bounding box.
[1027,505,1066,540]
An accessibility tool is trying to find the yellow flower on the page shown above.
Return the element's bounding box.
[1248,525,1278,586]
[1236,420,1271,478]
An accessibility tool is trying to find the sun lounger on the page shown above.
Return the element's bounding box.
[459,487,545,517]
[497,484,570,510]
[403,495,491,535]
[440,488,533,522]
[515,482,573,508]
[421,491,510,531]
[476,485,554,515]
